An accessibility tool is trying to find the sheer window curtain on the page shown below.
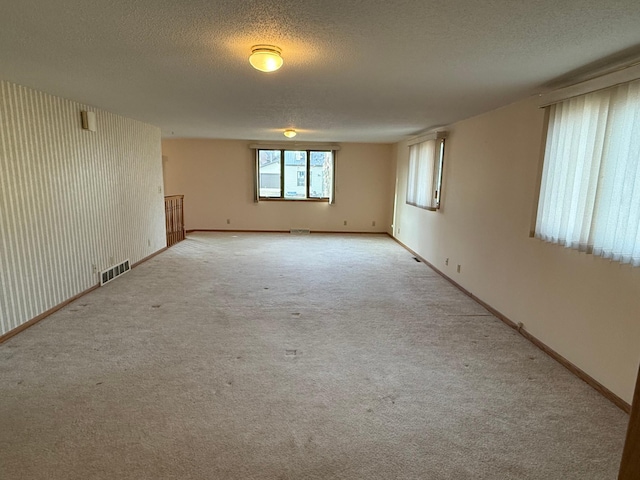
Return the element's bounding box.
[407,139,437,209]
[535,79,640,266]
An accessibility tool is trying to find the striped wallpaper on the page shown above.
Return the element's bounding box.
[0,81,166,337]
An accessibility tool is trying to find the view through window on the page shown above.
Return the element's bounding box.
[258,149,333,200]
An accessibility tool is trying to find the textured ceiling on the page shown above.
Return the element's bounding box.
[1,0,640,142]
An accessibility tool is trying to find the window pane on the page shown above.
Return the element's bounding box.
[259,150,281,197]
[309,151,332,198]
[284,151,307,199]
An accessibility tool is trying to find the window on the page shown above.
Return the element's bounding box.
[258,149,334,200]
[406,135,445,210]
[535,78,640,266]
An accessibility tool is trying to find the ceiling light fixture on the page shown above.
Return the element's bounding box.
[249,45,283,72]
[283,129,297,138]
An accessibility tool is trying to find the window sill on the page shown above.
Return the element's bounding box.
[259,197,329,202]
[406,201,438,211]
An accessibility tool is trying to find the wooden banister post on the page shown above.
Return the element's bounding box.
[619,365,640,479]
[164,195,185,247]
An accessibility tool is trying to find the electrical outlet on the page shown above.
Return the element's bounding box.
[343,220,347,226]
[147,239,151,247]
[227,219,231,224]
[457,265,461,273]
[372,220,376,227]
[445,258,449,266]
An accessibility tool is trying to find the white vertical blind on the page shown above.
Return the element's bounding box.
[407,139,438,210]
[535,79,640,266]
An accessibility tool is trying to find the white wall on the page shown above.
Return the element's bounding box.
[0,81,166,337]
[162,139,393,233]
[393,96,640,404]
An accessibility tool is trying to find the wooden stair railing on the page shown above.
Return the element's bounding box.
[164,195,185,247]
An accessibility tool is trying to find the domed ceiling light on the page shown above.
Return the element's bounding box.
[283,129,297,138]
[249,45,283,72]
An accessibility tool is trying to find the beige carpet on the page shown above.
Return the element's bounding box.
[0,232,629,479]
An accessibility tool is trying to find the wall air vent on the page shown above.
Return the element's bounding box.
[100,259,131,286]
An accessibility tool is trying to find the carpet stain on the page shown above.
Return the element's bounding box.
[381,394,397,405]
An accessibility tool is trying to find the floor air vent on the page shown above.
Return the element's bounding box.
[290,228,311,234]
[100,259,131,286]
